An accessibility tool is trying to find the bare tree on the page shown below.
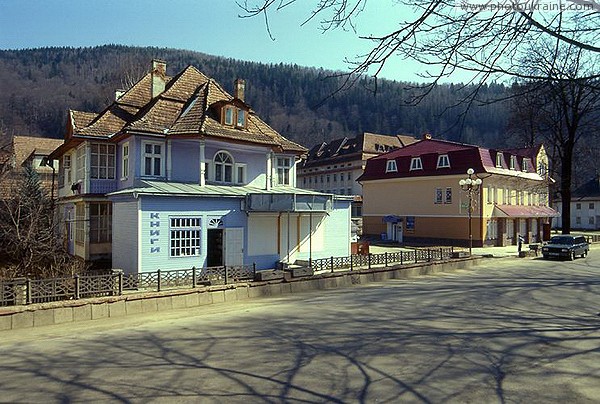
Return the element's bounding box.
[238,1,599,97]
[241,1,600,234]
[0,166,85,279]
[506,38,600,233]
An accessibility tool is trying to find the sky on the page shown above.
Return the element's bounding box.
[0,0,430,82]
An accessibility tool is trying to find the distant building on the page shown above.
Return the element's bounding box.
[0,135,62,197]
[358,136,558,246]
[553,176,600,230]
[297,132,417,218]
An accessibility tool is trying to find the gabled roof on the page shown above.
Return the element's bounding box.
[301,132,415,168]
[62,62,306,153]
[358,138,546,182]
[572,176,600,200]
[5,136,63,167]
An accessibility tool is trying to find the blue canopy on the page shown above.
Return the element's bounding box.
[382,215,402,223]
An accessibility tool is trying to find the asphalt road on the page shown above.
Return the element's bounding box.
[1,249,599,403]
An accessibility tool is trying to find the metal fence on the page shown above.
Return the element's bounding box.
[310,247,454,273]
[0,264,256,307]
[1,247,456,307]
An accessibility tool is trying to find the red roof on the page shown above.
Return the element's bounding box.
[358,138,542,182]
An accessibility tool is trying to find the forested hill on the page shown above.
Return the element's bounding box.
[0,45,511,149]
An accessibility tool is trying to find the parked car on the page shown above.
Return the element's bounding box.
[541,235,589,260]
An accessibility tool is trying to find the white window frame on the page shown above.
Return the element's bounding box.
[496,153,503,168]
[76,145,86,182]
[90,143,116,180]
[235,163,247,184]
[522,159,529,172]
[445,187,452,204]
[510,155,517,170]
[410,157,423,171]
[435,188,443,204]
[437,154,450,168]
[213,151,235,184]
[61,154,72,187]
[169,217,201,257]
[75,203,85,245]
[89,202,112,244]
[275,156,293,186]
[385,159,398,173]
[121,142,129,180]
[142,141,165,177]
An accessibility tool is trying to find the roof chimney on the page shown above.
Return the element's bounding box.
[151,59,167,98]
[234,78,245,101]
[422,133,432,140]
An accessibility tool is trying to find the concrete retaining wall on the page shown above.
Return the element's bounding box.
[0,257,482,331]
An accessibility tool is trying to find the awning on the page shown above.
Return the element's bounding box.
[383,215,403,223]
[492,205,559,218]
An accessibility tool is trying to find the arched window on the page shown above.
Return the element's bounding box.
[214,151,234,183]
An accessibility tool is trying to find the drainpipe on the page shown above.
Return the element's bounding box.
[266,152,273,191]
[287,211,291,264]
[199,140,206,186]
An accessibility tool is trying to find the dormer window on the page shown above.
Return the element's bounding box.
[522,159,529,172]
[437,154,450,168]
[224,106,234,125]
[236,109,246,128]
[221,105,247,129]
[510,155,517,170]
[410,157,423,171]
[385,159,397,173]
[496,153,503,168]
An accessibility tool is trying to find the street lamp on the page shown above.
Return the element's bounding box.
[459,168,482,256]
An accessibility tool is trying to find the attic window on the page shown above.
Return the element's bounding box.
[522,160,529,172]
[496,153,503,168]
[385,159,397,173]
[410,157,423,171]
[236,109,246,128]
[437,154,450,168]
[224,106,234,126]
[510,155,517,170]
[222,105,247,129]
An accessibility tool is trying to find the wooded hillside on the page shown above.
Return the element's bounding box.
[0,45,511,149]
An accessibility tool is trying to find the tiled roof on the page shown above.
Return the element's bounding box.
[572,176,600,199]
[0,136,63,198]
[11,136,63,167]
[66,63,305,153]
[301,132,414,168]
[359,138,545,182]
[70,111,98,131]
[116,73,155,108]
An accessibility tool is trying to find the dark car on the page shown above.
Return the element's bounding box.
[542,235,589,260]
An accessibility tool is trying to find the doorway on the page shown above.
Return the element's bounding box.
[207,228,223,267]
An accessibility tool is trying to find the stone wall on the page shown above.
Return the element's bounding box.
[0,257,482,331]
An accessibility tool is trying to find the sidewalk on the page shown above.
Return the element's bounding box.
[368,243,525,258]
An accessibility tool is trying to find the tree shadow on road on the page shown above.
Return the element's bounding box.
[1,260,599,402]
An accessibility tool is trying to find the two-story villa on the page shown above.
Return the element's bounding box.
[358,136,558,246]
[50,60,352,273]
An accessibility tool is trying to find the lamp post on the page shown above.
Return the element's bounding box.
[459,168,482,255]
